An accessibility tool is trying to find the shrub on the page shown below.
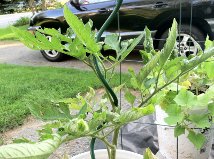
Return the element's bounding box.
[13,17,30,27]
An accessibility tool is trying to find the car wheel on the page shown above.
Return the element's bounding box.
[40,35,66,62]
[158,24,205,57]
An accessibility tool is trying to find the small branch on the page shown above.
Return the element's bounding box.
[154,70,161,91]
[91,124,115,135]
[102,128,115,139]
[138,67,197,107]
[94,135,115,149]
[83,60,92,67]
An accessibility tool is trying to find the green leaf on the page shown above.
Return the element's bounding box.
[187,131,206,149]
[38,28,72,43]
[113,84,125,93]
[128,67,140,89]
[144,148,157,159]
[119,39,133,55]
[115,104,154,124]
[65,119,89,135]
[119,32,144,61]
[160,91,177,111]
[124,90,136,106]
[208,102,214,116]
[205,36,214,50]
[181,46,214,74]
[164,113,184,125]
[174,125,185,137]
[0,135,62,159]
[11,26,68,54]
[13,138,34,144]
[140,50,151,64]
[11,26,48,50]
[143,78,157,89]
[68,37,87,60]
[37,122,61,141]
[174,89,197,107]
[196,93,212,107]
[139,52,160,82]
[77,104,88,117]
[109,56,117,62]
[203,60,214,79]
[159,19,177,68]
[28,97,72,121]
[35,31,52,47]
[163,57,184,81]
[85,87,96,101]
[164,104,184,125]
[143,27,154,53]
[206,85,214,98]
[64,5,100,53]
[189,114,211,129]
[104,34,120,53]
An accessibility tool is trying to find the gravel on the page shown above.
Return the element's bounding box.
[1,116,90,159]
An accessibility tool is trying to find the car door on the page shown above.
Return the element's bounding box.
[75,0,116,31]
[119,0,176,32]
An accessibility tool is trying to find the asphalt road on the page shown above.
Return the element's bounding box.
[0,12,32,28]
[0,41,143,72]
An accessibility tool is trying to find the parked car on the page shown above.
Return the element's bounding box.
[28,0,214,62]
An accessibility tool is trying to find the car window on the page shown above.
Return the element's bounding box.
[82,0,111,4]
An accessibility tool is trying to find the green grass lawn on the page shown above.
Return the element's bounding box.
[0,64,129,132]
[0,25,28,41]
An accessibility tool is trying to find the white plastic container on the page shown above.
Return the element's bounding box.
[156,106,213,159]
[71,149,144,159]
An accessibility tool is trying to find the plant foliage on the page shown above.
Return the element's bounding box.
[1,4,213,159]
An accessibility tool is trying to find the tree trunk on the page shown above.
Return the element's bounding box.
[41,0,46,11]
[28,0,35,14]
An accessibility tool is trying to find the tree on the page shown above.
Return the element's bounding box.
[41,0,46,11]
[27,0,38,14]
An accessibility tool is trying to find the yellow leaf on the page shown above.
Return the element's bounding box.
[180,80,191,89]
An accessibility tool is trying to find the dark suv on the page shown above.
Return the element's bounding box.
[28,0,214,62]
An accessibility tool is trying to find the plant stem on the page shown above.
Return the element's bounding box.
[196,87,199,95]
[138,65,202,107]
[110,127,120,159]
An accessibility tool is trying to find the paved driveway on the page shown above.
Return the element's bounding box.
[0,12,32,28]
[0,41,143,72]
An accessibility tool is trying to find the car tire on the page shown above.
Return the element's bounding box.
[40,50,66,62]
[40,33,66,62]
[158,24,205,57]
